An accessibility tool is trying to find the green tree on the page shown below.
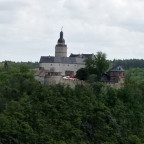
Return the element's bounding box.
[76,68,88,80]
[4,61,8,69]
[94,52,109,80]
[85,52,109,81]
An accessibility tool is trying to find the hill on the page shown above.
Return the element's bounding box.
[0,64,144,143]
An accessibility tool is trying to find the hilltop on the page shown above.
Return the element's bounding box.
[0,62,144,143]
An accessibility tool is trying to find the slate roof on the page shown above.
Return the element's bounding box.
[40,56,85,64]
[69,54,80,57]
[82,54,93,58]
[109,65,125,72]
[69,54,93,58]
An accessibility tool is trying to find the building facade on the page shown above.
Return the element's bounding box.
[101,65,125,84]
[38,31,93,76]
[35,31,125,87]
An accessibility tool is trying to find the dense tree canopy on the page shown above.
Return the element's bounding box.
[0,63,144,143]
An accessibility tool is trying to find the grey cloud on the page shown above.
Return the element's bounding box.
[0,1,28,24]
[1,0,144,61]
[0,1,28,11]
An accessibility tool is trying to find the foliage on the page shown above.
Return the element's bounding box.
[113,59,144,70]
[76,52,109,82]
[0,61,39,70]
[93,52,109,80]
[87,74,97,83]
[126,68,144,84]
[76,68,88,80]
[0,64,144,143]
[85,52,109,80]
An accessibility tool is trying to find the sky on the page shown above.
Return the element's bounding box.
[0,0,144,62]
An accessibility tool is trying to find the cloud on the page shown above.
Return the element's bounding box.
[0,1,28,24]
[0,0,144,61]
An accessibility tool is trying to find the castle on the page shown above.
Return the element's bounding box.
[35,30,93,85]
[35,30,125,87]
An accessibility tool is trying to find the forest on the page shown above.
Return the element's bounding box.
[113,59,144,69]
[0,59,144,144]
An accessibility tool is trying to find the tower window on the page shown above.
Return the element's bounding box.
[51,64,52,66]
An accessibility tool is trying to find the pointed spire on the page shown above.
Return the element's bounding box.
[60,31,63,39]
[58,28,65,44]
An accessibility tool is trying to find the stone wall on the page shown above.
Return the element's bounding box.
[55,45,67,57]
[44,76,85,88]
[108,78,124,89]
[40,62,85,76]
[35,75,124,89]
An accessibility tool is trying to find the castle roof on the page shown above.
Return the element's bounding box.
[40,56,85,64]
[109,65,125,72]
[69,54,93,58]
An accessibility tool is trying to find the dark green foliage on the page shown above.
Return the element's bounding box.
[0,64,144,143]
[113,59,144,70]
[93,52,109,80]
[77,52,109,82]
[126,68,144,84]
[87,74,97,83]
[0,61,39,70]
[76,68,88,80]
[4,61,8,69]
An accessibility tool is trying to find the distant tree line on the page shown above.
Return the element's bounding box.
[113,59,144,70]
[0,61,39,69]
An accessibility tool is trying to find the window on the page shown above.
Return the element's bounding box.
[65,71,74,76]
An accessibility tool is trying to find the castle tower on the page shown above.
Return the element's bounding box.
[55,31,67,57]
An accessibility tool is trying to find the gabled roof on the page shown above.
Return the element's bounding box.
[109,65,125,72]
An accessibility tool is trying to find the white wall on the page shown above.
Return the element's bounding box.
[40,62,85,76]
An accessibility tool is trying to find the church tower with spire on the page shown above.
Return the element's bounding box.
[55,31,67,57]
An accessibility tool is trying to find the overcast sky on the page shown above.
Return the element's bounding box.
[0,0,144,61]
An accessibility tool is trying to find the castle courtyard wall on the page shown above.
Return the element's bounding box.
[44,76,85,88]
[40,62,85,76]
